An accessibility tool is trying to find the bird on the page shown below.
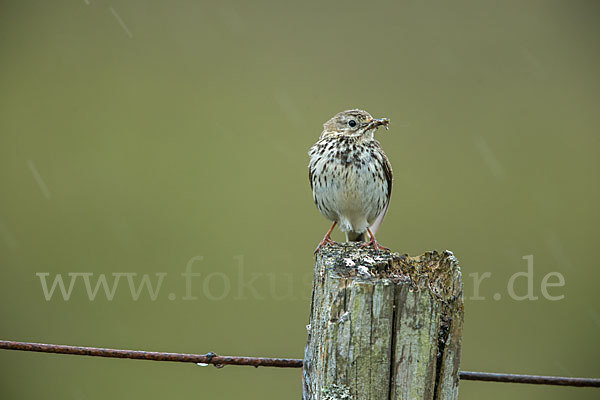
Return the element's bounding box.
[308,109,392,254]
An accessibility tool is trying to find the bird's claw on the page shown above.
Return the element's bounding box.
[360,239,389,252]
[314,237,339,255]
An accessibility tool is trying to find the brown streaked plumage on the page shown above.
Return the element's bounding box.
[308,109,392,253]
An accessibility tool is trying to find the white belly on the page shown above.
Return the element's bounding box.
[310,148,388,234]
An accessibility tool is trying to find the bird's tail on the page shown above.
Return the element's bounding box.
[346,231,367,242]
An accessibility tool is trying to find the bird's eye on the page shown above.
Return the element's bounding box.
[348,120,357,127]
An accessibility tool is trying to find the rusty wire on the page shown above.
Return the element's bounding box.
[1,340,599,388]
[458,371,599,387]
[0,340,301,368]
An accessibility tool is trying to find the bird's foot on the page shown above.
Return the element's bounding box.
[360,238,390,252]
[314,236,339,255]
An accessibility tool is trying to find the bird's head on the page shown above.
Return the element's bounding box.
[321,109,389,140]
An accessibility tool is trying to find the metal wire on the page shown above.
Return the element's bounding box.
[1,340,599,387]
[458,371,600,387]
[0,340,301,368]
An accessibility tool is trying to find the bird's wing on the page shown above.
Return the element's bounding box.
[308,149,316,190]
[370,143,393,235]
[308,143,321,191]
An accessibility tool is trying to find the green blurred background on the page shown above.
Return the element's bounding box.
[1,0,599,398]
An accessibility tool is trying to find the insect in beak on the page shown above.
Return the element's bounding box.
[367,118,390,130]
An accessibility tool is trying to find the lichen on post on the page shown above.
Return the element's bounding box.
[303,243,463,400]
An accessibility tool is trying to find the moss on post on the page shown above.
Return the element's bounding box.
[303,243,463,400]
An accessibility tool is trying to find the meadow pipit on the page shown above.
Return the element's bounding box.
[309,109,392,253]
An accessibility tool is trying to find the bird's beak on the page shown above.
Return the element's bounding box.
[367,118,390,131]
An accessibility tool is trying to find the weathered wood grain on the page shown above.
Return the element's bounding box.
[303,243,463,400]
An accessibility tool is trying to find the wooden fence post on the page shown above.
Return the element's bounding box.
[303,243,463,400]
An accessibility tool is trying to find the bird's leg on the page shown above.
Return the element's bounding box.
[360,227,390,252]
[314,221,339,254]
